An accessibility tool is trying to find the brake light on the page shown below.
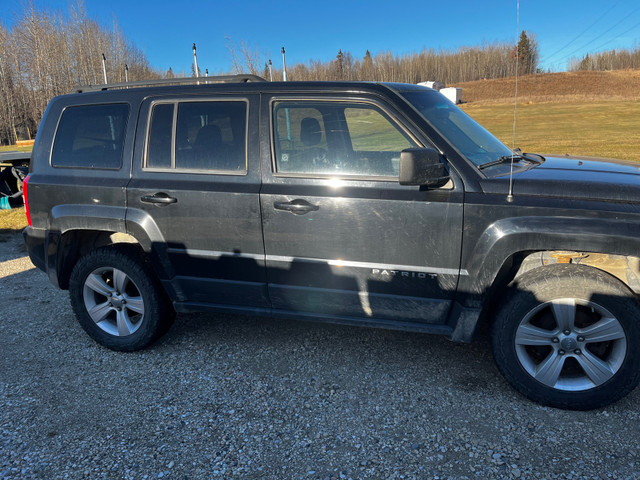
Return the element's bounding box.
[22,174,32,227]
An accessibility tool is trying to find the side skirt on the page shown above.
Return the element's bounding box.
[173,301,455,337]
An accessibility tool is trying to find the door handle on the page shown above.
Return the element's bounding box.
[274,199,319,215]
[140,192,177,205]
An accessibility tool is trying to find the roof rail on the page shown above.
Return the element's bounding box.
[73,74,266,93]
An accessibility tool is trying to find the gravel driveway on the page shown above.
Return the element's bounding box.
[1,231,639,479]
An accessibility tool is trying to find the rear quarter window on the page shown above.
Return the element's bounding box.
[51,103,129,169]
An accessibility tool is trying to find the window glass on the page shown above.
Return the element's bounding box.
[146,103,174,169]
[174,101,247,171]
[345,108,413,152]
[273,101,417,177]
[52,104,129,168]
[401,89,512,167]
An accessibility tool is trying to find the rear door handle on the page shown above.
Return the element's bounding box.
[274,199,319,215]
[140,192,177,205]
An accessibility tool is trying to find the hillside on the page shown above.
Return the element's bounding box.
[454,70,640,161]
[453,70,640,104]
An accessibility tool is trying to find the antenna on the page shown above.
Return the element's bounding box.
[507,0,519,203]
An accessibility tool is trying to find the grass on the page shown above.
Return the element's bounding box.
[0,145,32,153]
[0,207,27,237]
[455,69,640,161]
[460,99,640,161]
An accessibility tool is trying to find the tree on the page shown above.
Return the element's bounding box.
[335,49,344,79]
[362,50,374,80]
[0,2,158,145]
[514,30,539,75]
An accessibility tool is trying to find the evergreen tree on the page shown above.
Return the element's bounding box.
[336,49,344,79]
[362,50,374,80]
[514,31,538,74]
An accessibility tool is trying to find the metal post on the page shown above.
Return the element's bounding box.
[102,53,108,84]
[192,43,199,77]
[281,47,287,81]
[281,48,291,139]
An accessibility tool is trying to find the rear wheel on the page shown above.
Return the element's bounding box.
[492,264,640,410]
[69,246,175,351]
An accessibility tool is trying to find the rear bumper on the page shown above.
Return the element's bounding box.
[23,226,46,272]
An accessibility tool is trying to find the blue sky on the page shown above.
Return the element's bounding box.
[2,0,639,74]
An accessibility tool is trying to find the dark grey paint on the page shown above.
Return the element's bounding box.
[22,80,640,342]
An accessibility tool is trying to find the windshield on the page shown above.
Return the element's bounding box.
[401,89,513,167]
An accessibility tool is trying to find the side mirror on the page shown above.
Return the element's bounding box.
[399,147,450,187]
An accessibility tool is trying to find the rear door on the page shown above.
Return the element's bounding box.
[260,94,464,323]
[127,94,268,308]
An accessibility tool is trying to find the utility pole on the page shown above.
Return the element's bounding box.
[124,64,129,83]
[281,47,287,81]
[101,53,108,84]
[268,59,273,81]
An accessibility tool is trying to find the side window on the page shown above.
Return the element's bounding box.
[272,101,417,177]
[52,104,129,168]
[145,100,247,173]
[147,104,174,169]
[345,108,414,152]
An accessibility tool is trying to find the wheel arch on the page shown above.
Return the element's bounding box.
[452,216,640,340]
[55,229,144,289]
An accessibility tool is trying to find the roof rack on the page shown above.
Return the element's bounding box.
[73,74,266,93]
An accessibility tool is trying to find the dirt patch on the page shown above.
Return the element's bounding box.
[453,69,640,104]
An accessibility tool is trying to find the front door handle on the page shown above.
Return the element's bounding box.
[274,199,320,215]
[141,192,177,205]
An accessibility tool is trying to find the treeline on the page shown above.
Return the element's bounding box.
[235,32,539,85]
[569,46,640,71]
[0,3,157,145]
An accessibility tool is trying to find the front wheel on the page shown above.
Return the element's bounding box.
[492,264,640,410]
[69,246,175,351]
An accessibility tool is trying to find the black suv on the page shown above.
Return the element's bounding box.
[23,75,640,410]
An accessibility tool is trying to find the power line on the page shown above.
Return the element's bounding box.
[553,5,640,63]
[583,18,640,53]
[543,1,619,63]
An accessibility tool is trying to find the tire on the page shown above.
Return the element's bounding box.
[69,246,175,351]
[491,264,640,410]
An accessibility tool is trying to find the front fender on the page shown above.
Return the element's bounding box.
[459,215,640,303]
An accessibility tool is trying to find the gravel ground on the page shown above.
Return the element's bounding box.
[1,232,640,479]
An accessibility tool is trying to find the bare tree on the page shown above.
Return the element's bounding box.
[0,1,159,144]
[225,37,267,76]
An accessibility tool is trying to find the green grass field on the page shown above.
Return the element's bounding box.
[460,100,640,162]
[0,145,32,153]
